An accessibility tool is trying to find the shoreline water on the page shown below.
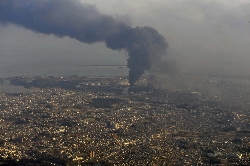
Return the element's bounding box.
[0,66,129,78]
[0,67,129,93]
[0,80,32,93]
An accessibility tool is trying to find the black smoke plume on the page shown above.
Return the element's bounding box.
[0,0,168,86]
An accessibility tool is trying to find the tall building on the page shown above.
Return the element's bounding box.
[90,151,95,158]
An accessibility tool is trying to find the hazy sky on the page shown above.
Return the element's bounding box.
[0,0,250,77]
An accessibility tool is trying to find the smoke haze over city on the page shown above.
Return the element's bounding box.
[0,0,250,80]
[0,0,168,86]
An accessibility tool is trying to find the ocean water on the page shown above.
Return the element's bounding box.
[0,80,34,93]
[0,65,129,78]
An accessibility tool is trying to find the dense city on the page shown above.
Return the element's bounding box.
[0,75,250,165]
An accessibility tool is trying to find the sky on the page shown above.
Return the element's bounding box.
[0,0,250,77]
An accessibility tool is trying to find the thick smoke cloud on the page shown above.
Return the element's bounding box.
[0,0,168,86]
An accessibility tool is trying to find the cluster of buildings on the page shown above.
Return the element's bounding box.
[0,75,250,165]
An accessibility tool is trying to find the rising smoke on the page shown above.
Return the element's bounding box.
[0,0,168,86]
